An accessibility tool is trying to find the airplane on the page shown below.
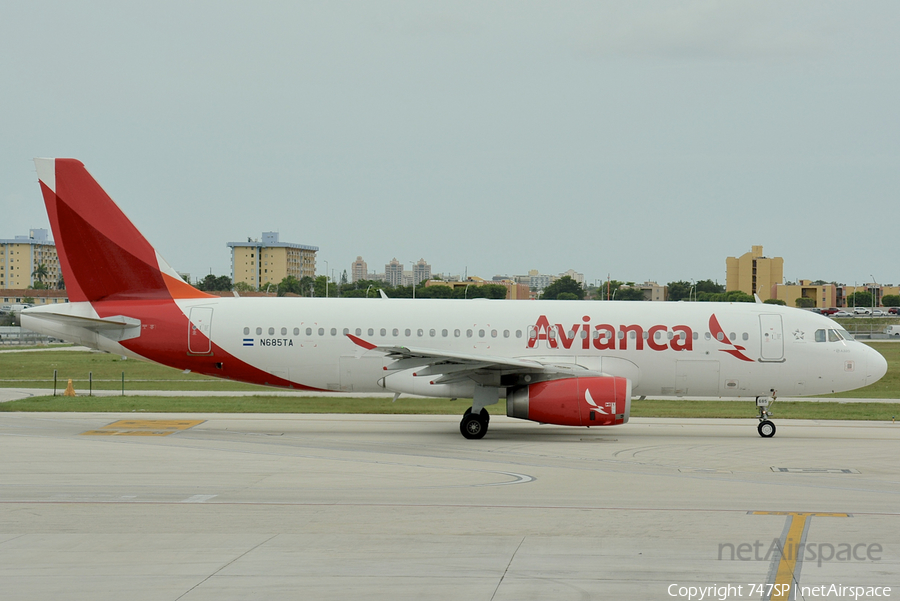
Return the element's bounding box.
[22,159,888,439]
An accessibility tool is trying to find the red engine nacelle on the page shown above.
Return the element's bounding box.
[506,376,632,427]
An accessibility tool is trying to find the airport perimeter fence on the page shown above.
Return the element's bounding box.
[0,326,58,346]
[833,318,900,340]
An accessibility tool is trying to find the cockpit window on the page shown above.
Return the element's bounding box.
[836,329,854,341]
[828,329,840,342]
[815,329,826,342]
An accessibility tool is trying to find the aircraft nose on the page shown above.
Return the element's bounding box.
[866,346,888,385]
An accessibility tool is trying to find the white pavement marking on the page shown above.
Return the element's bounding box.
[181,495,218,503]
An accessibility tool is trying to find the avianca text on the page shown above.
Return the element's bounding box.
[529,315,692,351]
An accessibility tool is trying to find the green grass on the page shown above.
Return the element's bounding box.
[0,350,270,391]
[0,395,474,414]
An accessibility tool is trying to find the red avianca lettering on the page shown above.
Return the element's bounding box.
[527,315,692,352]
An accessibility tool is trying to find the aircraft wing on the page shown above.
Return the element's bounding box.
[347,333,598,384]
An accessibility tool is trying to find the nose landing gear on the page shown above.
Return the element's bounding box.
[756,392,776,438]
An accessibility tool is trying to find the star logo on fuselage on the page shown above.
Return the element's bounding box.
[792,329,804,340]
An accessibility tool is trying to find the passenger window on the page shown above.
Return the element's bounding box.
[580,330,587,339]
[293,328,299,335]
[593,330,600,339]
[716,332,724,341]
[467,329,473,338]
[548,327,557,339]
[331,328,337,336]
[318,328,324,336]
[666,332,673,340]
[641,331,648,340]
[742,333,748,341]
[491,330,498,338]
[815,329,826,342]
[705,332,711,340]
[430,329,436,337]
[404,329,411,337]
[306,327,312,336]
[368,328,374,336]
[442,329,448,337]
[729,332,735,341]
[243,327,250,335]
[392,329,399,336]
[503,330,510,338]
[417,329,423,337]
[618,331,625,340]
[629,331,636,339]
[454,329,461,337]
[256,327,263,335]
[281,327,287,335]
[527,326,536,339]
[692,332,698,340]
[516,330,522,338]
[343,328,350,335]
[479,329,485,338]
[268,327,275,335]
[568,330,576,338]
[380,328,386,336]
[355,328,362,336]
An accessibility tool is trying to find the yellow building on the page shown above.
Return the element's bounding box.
[1,289,69,306]
[838,284,900,308]
[726,245,783,302]
[0,229,60,289]
[424,278,531,300]
[773,281,837,308]
[228,232,318,289]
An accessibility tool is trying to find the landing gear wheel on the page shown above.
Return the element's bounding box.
[462,406,489,421]
[758,420,776,438]
[460,408,489,439]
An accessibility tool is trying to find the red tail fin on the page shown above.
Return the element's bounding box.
[34,158,211,303]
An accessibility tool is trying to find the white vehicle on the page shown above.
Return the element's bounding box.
[853,307,872,315]
[22,158,889,439]
[886,325,900,337]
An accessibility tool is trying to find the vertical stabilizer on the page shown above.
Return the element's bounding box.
[34,158,212,303]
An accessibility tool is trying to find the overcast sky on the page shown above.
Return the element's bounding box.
[3,1,899,288]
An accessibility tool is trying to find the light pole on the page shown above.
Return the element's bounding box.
[870,274,878,309]
[324,260,329,298]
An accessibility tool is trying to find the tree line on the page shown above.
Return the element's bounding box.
[191,273,900,306]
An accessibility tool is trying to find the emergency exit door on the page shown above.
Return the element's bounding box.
[188,307,213,355]
[759,314,784,362]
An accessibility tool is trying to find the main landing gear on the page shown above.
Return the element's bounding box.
[756,393,776,438]
[460,407,490,440]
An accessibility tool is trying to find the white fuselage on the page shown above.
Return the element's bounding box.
[26,298,885,399]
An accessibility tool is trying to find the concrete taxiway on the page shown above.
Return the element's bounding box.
[2,413,899,600]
